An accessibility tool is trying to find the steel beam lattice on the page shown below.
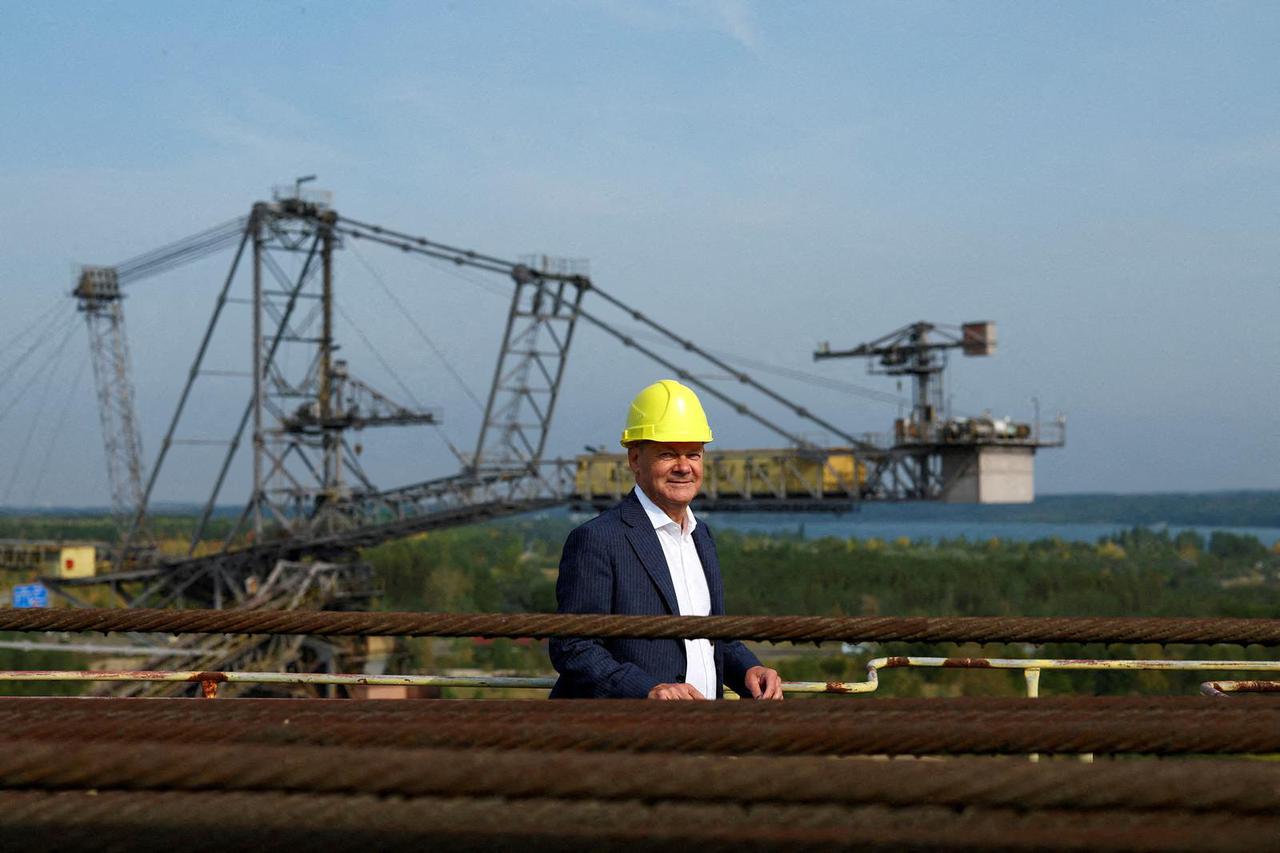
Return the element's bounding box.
[74,268,147,533]
[47,189,1074,697]
[473,258,585,478]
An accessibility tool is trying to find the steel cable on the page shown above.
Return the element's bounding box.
[0,789,1273,853]
[28,346,91,502]
[8,696,1272,755]
[0,740,1277,814]
[614,321,910,408]
[0,695,1250,719]
[1,702,1277,756]
[332,296,469,467]
[0,310,78,415]
[346,241,487,411]
[0,696,1270,730]
[114,217,248,285]
[1,316,77,503]
[4,607,1280,645]
[0,298,65,365]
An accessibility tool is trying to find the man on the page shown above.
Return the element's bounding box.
[549,379,783,700]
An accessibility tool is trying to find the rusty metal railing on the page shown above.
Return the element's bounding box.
[0,670,559,699]
[0,669,857,699]
[852,656,1280,698]
[1200,679,1280,697]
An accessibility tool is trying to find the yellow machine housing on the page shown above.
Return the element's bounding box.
[574,447,866,504]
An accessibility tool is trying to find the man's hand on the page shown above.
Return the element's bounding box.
[744,665,783,700]
[647,682,707,700]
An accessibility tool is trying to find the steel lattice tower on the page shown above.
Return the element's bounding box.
[74,267,147,532]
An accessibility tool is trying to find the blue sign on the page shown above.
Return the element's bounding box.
[12,583,49,609]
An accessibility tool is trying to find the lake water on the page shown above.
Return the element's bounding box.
[700,515,1280,548]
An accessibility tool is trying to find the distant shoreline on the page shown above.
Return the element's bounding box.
[702,517,1280,549]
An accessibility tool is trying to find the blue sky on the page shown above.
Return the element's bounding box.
[2,1,1278,506]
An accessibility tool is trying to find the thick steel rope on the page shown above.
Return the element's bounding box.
[0,695,1256,722]
[0,740,1278,814]
[0,790,864,853]
[0,789,1273,853]
[2,704,1277,755]
[0,696,1274,743]
[4,607,1280,645]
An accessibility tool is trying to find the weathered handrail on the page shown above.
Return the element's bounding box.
[858,656,1280,698]
[1200,679,1280,697]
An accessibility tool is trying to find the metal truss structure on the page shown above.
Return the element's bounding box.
[473,256,585,473]
[817,321,1065,500]
[73,268,147,534]
[43,194,606,691]
[86,560,376,698]
[39,189,1063,693]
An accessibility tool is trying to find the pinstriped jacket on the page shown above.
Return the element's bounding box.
[548,490,762,699]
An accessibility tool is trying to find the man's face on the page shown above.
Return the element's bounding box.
[628,441,704,515]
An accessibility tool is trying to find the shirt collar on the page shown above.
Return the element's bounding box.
[634,485,697,535]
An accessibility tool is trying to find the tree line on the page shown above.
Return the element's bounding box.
[3,512,1276,697]
[363,516,1280,697]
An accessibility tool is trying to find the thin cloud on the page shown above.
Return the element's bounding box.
[704,0,759,50]
[188,89,346,165]
[586,0,761,49]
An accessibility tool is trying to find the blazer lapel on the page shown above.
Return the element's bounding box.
[693,525,725,615]
[621,491,679,615]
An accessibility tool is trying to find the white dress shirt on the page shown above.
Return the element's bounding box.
[633,486,718,700]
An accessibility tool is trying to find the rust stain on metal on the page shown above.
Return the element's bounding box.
[824,681,851,694]
[95,670,176,681]
[187,672,229,684]
[1223,681,1280,693]
[10,671,64,678]
[882,657,910,668]
[941,658,993,668]
[189,672,227,700]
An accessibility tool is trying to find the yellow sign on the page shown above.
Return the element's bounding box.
[57,546,96,579]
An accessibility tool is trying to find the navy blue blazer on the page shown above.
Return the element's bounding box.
[549,490,762,699]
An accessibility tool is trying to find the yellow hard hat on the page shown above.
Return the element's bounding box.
[620,379,714,447]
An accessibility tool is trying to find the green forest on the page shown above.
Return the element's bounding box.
[364,516,1280,698]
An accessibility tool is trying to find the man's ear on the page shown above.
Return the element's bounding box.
[627,443,642,474]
